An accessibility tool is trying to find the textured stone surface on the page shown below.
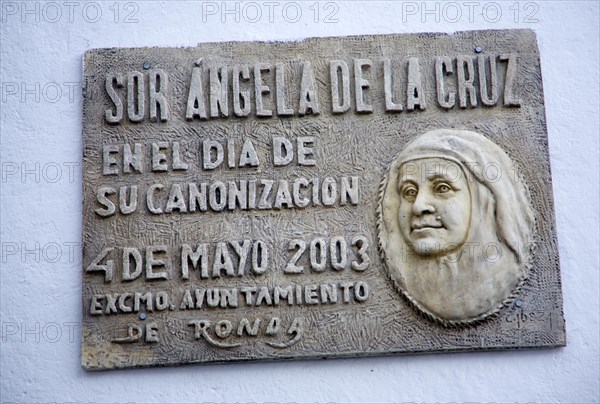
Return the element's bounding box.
[82,30,564,370]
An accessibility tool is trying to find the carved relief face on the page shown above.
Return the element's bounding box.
[397,158,471,256]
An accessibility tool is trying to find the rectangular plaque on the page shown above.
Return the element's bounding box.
[82,29,566,370]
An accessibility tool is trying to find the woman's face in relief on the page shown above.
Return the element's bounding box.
[397,158,472,256]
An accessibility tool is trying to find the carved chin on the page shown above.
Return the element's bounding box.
[408,242,440,256]
[406,237,464,257]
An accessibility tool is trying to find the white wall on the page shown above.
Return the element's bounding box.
[1,1,598,402]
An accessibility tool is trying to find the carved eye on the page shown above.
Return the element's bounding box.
[435,183,452,194]
[403,186,417,202]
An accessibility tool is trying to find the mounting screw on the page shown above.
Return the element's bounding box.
[143,62,151,70]
[474,46,483,53]
[139,312,147,320]
[515,300,523,308]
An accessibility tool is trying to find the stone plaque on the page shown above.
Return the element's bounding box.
[82,29,566,370]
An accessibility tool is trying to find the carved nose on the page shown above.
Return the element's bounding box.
[412,192,435,216]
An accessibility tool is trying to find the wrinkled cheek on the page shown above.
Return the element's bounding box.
[444,204,470,239]
[397,209,412,239]
[397,206,411,223]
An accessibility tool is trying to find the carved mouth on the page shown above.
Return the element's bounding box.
[411,223,444,231]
